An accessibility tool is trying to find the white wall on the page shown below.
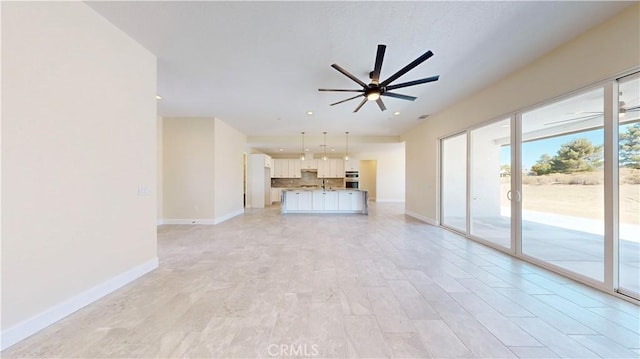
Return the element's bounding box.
[357,143,406,202]
[157,116,164,223]
[1,2,157,348]
[403,4,640,222]
[162,118,216,222]
[213,118,246,222]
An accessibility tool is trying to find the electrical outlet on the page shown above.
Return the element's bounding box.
[137,185,151,196]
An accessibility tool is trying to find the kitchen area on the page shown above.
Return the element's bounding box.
[249,154,368,214]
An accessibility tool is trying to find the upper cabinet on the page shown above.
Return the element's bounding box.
[253,153,272,168]
[300,159,318,170]
[288,159,301,178]
[272,158,301,178]
[318,159,345,178]
[344,158,359,172]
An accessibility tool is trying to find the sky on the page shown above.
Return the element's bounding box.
[499,126,633,170]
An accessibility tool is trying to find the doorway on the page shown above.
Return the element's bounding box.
[360,160,377,201]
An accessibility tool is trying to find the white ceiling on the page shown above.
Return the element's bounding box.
[87,1,630,153]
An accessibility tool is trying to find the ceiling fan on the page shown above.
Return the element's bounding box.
[319,44,439,112]
[544,99,640,126]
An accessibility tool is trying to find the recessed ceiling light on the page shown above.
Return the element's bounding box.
[156,95,162,100]
[306,111,313,115]
[305,148,309,152]
[279,148,284,151]
[331,148,335,152]
[393,111,400,116]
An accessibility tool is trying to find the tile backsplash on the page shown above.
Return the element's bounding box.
[271,170,344,188]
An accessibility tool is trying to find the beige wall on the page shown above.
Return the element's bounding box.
[161,117,246,223]
[357,143,406,202]
[213,118,247,221]
[359,160,377,200]
[162,118,216,221]
[403,4,640,222]
[157,116,164,223]
[1,0,157,344]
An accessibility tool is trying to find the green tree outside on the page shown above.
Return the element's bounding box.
[530,138,603,175]
[620,122,640,169]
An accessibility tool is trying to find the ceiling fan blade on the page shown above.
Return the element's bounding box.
[382,92,417,101]
[385,75,439,91]
[330,94,363,106]
[371,44,386,83]
[544,114,601,126]
[319,89,364,92]
[376,98,387,111]
[331,64,368,88]
[379,50,434,87]
[353,98,368,113]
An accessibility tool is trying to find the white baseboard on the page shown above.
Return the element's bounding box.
[405,210,438,226]
[375,199,405,203]
[214,209,244,225]
[162,218,216,225]
[1,258,159,351]
[160,209,244,226]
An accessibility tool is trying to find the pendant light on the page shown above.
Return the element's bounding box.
[300,131,306,161]
[344,131,350,161]
[322,132,328,161]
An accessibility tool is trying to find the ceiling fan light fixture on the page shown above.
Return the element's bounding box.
[365,88,380,101]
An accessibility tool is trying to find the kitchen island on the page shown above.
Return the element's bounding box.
[281,189,368,214]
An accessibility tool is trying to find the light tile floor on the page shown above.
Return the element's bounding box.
[3,203,639,358]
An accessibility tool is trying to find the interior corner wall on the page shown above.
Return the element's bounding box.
[213,118,246,223]
[358,143,406,202]
[402,4,640,222]
[157,116,164,224]
[162,118,215,223]
[1,1,157,348]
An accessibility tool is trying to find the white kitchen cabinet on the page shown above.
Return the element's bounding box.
[311,191,338,210]
[285,190,312,210]
[324,191,339,210]
[270,188,282,203]
[272,158,289,178]
[249,154,272,208]
[272,159,301,178]
[345,158,359,172]
[334,159,345,178]
[301,159,318,170]
[317,159,344,178]
[288,159,301,178]
[338,190,363,211]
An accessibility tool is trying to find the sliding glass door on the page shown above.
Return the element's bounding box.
[520,88,605,281]
[438,74,640,298]
[617,74,640,297]
[441,133,467,232]
[469,118,512,249]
